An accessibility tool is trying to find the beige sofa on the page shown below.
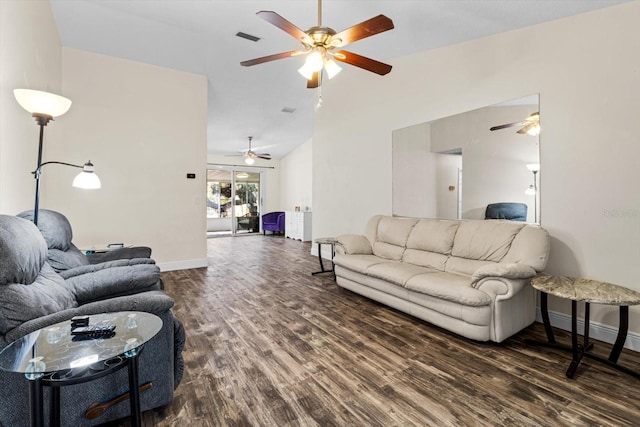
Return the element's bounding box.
[333,215,550,343]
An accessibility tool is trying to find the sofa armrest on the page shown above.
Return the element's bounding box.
[471,263,537,287]
[62,262,163,304]
[334,234,373,255]
[4,291,174,345]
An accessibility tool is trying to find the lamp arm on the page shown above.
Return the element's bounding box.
[32,161,83,178]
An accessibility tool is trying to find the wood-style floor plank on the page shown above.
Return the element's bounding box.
[104,235,640,426]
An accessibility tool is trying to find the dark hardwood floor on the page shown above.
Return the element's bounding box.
[109,235,640,426]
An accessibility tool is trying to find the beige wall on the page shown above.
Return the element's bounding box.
[0,0,63,214]
[280,139,312,212]
[52,48,208,271]
[314,3,640,334]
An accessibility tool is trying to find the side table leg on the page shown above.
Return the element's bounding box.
[540,292,556,343]
[128,356,142,427]
[609,305,629,363]
[566,300,584,378]
[29,378,44,427]
[51,386,61,427]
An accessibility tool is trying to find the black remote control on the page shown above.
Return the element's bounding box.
[71,325,116,339]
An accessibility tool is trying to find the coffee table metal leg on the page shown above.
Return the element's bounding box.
[51,386,61,427]
[29,378,44,427]
[128,356,142,427]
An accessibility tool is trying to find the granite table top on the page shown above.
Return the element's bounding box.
[532,275,640,306]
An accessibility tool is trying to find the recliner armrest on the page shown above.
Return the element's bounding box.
[63,262,163,304]
[87,246,152,264]
[4,291,174,345]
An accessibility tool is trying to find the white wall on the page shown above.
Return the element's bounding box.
[0,0,63,214]
[51,48,208,271]
[314,3,640,333]
[392,122,436,218]
[280,139,312,212]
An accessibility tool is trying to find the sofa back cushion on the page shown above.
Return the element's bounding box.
[372,217,418,260]
[501,224,550,271]
[18,209,73,251]
[451,221,524,262]
[402,219,460,270]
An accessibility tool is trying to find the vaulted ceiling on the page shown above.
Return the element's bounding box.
[50,0,628,159]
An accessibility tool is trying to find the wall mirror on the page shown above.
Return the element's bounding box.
[392,94,540,223]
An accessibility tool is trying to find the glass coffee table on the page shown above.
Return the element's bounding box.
[0,311,162,427]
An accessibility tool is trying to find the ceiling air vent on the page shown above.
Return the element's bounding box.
[236,32,260,42]
[281,107,296,113]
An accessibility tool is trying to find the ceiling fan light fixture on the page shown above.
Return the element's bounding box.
[244,157,255,165]
[527,124,541,136]
[306,50,324,72]
[298,62,315,80]
[324,58,342,79]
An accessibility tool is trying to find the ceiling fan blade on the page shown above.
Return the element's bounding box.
[517,122,536,134]
[333,50,392,75]
[241,50,305,67]
[489,121,523,131]
[307,72,320,88]
[256,11,312,44]
[330,15,394,47]
[257,155,272,160]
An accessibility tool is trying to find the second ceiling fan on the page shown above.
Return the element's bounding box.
[240,0,394,88]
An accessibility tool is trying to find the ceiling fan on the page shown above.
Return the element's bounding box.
[228,137,271,165]
[490,112,541,136]
[240,0,394,88]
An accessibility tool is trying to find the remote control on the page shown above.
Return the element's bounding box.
[71,325,116,339]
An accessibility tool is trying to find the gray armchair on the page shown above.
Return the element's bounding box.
[0,215,185,426]
[17,209,153,272]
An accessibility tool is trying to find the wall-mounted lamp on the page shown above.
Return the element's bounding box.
[15,89,100,225]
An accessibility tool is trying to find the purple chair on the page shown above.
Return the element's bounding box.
[262,211,285,235]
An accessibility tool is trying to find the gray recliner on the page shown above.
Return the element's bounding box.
[0,215,185,426]
[17,209,153,272]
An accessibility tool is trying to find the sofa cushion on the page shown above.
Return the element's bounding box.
[406,219,460,254]
[445,257,496,277]
[402,249,448,271]
[501,225,550,271]
[451,220,524,262]
[405,272,492,307]
[333,254,386,274]
[366,262,438,286]
[372,217,418,260]
[0,216,48,286]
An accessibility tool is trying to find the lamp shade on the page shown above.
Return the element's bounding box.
[14,89,72,118]
[244,157,255,165]
[72,162,101,189]
[525,185,536,195]
[526,163,541,172]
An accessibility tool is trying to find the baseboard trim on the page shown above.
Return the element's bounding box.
[158,258,208,272]
[536,308,640,352]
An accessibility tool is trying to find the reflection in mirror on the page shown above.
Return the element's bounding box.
[392,94,540,223]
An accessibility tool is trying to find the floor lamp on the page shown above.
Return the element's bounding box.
[14,89,101,225]
[526,163,540,223]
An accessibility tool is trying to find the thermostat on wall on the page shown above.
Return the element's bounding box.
[186,173,196,179]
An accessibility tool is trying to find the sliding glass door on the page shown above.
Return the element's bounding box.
[206,169,261,236]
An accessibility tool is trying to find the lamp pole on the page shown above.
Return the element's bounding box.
[32,115,52,226]
[532,170,538,223]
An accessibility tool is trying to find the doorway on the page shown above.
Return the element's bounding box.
[206,169,262,236]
